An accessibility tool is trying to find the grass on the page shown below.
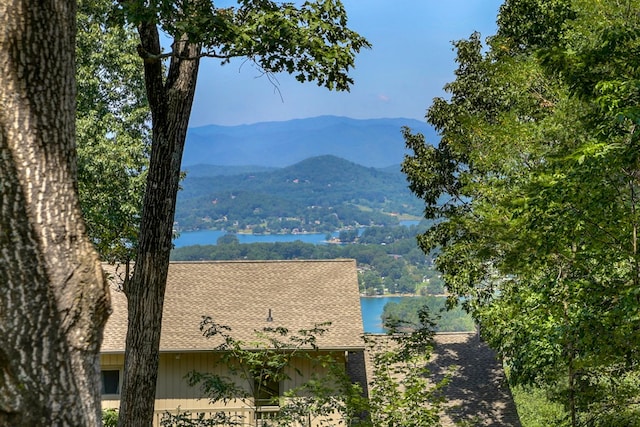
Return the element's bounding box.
[510,384,567,426]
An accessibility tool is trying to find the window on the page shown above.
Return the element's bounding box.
[254,376,280,407]
[101,370,120,395]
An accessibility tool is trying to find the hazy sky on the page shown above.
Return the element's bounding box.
[189,1,504,127]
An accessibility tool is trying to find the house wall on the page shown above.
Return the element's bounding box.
[100,351,349,427]
[101,353,124,409]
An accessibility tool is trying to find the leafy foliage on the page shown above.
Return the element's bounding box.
[102,409,119,427]
[382,297,475,333]
[160,319,368,427]
[76,0,150,263]
[509,384,566,427]
[366,307,449,427]
[402,1,640,425]
[116,0,370,92]
[160,411,238,427]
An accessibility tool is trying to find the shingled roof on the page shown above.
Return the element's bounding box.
[101,260,364,353]
[361,333,522,426]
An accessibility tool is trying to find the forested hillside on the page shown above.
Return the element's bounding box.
[175,155,423,232]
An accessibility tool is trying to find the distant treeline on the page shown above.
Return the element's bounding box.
[382,296,475,332]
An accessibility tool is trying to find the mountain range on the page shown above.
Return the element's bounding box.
[183,116,438,169]
[176,116,437,232]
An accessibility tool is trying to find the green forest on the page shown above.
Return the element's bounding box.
[400,1,640,425]
[175,155,424,233]
[382,296,475,333]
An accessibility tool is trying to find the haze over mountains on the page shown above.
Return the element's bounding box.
[176,116,438,232]
[183,116,438,169]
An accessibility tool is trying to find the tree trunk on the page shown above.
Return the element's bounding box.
[0,1,110,425]
[117,24,201,427]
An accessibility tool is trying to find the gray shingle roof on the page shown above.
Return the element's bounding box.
[361,333,522,426]
[430,333,522,427]
[101,260,364,353]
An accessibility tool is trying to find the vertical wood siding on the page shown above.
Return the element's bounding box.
[101,351,348,427]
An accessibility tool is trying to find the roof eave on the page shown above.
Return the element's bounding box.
[101,345,366,355]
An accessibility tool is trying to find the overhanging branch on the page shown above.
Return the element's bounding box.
[137,46,234,63]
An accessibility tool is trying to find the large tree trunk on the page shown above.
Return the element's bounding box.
[117,23,200,427]
[0,0,110,425]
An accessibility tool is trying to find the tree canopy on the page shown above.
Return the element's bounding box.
[76,2,370,425]
[76,0,150,264]
[402,0,640,425]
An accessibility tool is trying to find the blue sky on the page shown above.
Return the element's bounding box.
[189,1,504,127]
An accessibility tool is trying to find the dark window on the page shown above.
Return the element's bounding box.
[254,376,280,407]
[101,370,120,395]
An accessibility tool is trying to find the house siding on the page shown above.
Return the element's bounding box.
[101,351,350,427]
[100,261,364,426]
[100,354,124,410]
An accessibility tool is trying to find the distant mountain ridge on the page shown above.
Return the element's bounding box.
[183,164,277,177]
[183,116,438,169]
[179,155,410,199]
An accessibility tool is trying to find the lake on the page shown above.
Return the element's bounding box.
[173,229,337,247]
[361,296,411,334]
[173,220,421,248]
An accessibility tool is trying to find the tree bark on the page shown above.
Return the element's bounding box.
[117,24,201,427]
[0,0,110,425]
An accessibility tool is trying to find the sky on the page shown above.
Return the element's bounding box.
[189,1,504,127]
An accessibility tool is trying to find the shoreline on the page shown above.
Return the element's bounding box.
[360,294,419,298]
[359,294,449,298]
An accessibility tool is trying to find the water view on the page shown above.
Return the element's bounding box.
[173,229,337,247]
[173,224,422,334]
[173,220,420,248]
[360,296,409,334]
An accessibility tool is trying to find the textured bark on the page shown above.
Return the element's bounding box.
[0,0,110,426]
[117,24,201,427]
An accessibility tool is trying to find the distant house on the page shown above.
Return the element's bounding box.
[100,260,365,426]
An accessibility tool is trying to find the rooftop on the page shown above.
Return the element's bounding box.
[102,260,364,353]
[362,332,522,426]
